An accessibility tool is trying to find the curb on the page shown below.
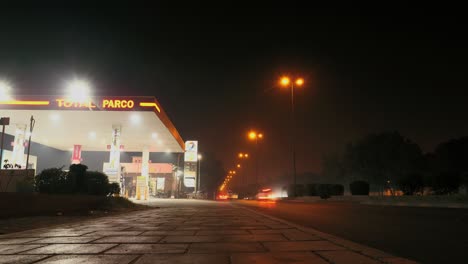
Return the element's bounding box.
[233,203,419,264]
[360,201,468,209]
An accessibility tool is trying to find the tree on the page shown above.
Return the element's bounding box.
[68,164,88,193]
[341,131,424,193]
[429,137,468,193]
[397,172,424,195]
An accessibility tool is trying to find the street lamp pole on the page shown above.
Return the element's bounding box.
[280,76,303,198]
[290,82,297,198]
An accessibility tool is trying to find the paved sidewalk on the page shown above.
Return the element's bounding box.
[0,200,417,263]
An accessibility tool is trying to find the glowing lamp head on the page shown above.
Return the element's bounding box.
[258,133,263,139]
[244,153,249,158]
[280,76,290,87]
[198,154,202,160]
[66,78,91,103]
[0,80,13,101]
[248,131,257,140]
[237,164,241,168]
[295,78,304,86]
[238,153,244,158]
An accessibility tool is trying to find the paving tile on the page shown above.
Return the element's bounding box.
[188,242,266,253]
[231,252,329,264]
[22,243,116,254]
[160,235,222,243]
[318,250,381,264]
[282,229,322,241]
[0,244,44,254]
[142,230,196,236]
[93,236,162,243]
[0,238,41,244]
[266,224,294,229]
[135,254,230,264]
[36,254,138,264]
[380,257,419,264]
[30,236,101,244]
[27,231,93,237]
[263,241,344,251]
[196,230,250,235]
[249,229,287,235]
[87,231,143,236]
[0,255,49,264]
[105,243,188,254]
[222,234,287,242]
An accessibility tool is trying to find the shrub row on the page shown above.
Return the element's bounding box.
[287,183,345,198]
[286,181,371,197]
[35,164,120,196]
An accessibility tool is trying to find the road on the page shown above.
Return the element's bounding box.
[235,200,468,264]
[0,199,415,264]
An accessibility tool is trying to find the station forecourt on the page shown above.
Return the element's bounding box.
[0,95,193,199]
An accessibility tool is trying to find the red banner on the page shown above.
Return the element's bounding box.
[71,144,82,164]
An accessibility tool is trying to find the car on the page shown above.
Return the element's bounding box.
[256,188,274,200]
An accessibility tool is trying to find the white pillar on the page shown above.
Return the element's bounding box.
[141,146,150,200]
[108,125,121,183]
[11,124,26,168]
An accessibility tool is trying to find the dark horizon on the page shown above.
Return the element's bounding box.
[1,5,467,179]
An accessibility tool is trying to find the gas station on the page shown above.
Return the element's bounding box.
[0,91,195,199]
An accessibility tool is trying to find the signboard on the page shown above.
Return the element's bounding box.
[156,177,165,191]
[136,176,147,200]
[184,140,198,162]
[0,96,161,113]
[71,144,82,164]
[183,161,197,188]
[183,140,198,188]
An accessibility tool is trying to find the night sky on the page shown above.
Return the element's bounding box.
[1,6,467,184]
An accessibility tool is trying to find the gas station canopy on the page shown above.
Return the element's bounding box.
[0,96,185,152]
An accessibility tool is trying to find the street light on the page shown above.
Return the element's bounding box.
[65,78,92,103]
[280,75,304,197]
[0,80,13,101]
[247,130,264,189]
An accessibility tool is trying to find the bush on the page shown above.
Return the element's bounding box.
[431,172,461,195]
[350,180,370,195]
[16,176,35,193]
[68,164,89,193]
[317,184,331,199]
[306,184,343,197]
[306,184,319,196]
[86,171,110,196]
[35,167,70,194]
[288,184,306,197]
[397,173,424,195]
[331,184,345,196]
[108,182,121,196]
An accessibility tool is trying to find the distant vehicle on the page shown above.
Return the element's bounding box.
[217,193,228,200]
[217,190,238,200]
[256,188,274,200]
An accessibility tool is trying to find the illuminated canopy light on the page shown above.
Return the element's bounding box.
[65,78,92,103]
[198,154,202,160]
[0,80,13,101]
[130,113,141,124]
[88,131,97,139]
[49,113,60,121]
